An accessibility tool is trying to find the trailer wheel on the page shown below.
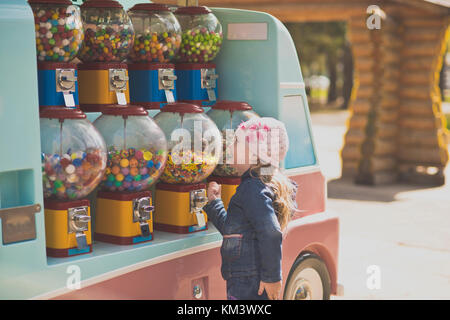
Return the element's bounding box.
[283,253,331,300]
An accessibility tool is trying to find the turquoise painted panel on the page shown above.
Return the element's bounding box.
[0,0,47,287]
[212,8,317,169]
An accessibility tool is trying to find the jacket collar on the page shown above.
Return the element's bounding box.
[241,168,253,181]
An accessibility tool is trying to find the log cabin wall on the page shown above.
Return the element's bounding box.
[168,0,449,185]
[397,11,450,185]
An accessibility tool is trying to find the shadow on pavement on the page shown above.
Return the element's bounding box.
[327,177,439,202]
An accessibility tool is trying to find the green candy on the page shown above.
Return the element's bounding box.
[54,180,63,188]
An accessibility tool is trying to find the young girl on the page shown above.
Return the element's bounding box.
[203,117,297,300]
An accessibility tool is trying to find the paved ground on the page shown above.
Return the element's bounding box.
[310,110,450,300]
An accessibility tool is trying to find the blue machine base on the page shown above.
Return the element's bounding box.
[176,68,217,107]
[37,68,79,107]
[128,68,177,110]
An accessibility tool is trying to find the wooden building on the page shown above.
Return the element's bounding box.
[172,0,450,185]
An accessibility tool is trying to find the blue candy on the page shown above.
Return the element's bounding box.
[73,158,82,167]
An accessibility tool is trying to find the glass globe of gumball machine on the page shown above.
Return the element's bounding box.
[127,3,182,110]
[206,101,260,208]
[174,6,222,107]
[93,105,168,245]
[153,103,221,233]
[28,0,84,109]
[40,107,107,257]
[77,0,135,112]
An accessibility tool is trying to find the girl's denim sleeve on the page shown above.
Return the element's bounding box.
[242,181,283,283]
[203,198,226,235]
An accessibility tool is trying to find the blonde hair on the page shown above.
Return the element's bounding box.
[249,163,297,231]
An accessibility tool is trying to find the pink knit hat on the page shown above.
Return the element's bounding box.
[234,117,289,168]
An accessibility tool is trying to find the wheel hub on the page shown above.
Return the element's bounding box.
[294,279,312,300]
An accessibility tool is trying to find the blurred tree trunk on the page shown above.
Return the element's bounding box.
[341,40,353,109]
[327,51,338,103]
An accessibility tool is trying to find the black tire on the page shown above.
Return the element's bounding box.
[283,252,331,300]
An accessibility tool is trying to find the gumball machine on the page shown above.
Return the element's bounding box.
[77,0,135,112]
[153,103,221,233]
[174,6,222,107]
[127,3,182,110]
[28,0,84,108]
[40,107,107,257]
[206,101,260,208]
[93,105,167,244]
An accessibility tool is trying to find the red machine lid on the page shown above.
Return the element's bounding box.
[156,182,206,192]
[175,6,211,15]
[128,62,175,71]
[175,62,216,70]
[129,3,170,12]
[101,105,148,116]
[28,0,72,4]
[207,175,242,185]
[210,100,253,111]
[78,62,128,70]
[81,0,123,9]
[40,107,87,120]
[37,62,77,70]
[44,199,90,210]
[160,102,203,114]
[97,190,152,201]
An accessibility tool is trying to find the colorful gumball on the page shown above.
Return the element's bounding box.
[29,2,84,62]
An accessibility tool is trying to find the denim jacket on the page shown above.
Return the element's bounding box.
[203,169,283,283]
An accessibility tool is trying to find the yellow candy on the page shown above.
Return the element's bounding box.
[105,168,111,175]
[116,173,124,182]
[57,186,66,193]
[120,159,129,168]
[71,153,78,160]
[143,151,152,161]
[52,13,58,20]
[73,29,78,36]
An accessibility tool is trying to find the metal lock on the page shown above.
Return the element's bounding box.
[200,68,218,90]
[56,69,77,92]
[133,197,154,237]
[158,68,177,90]
[189,189,207,214]
[68,206,90,250]
[109,68,129,92]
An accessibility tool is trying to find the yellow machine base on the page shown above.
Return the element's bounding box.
[95,192,153,245]
[78,68,130,112]
[220,183,238,209]
[154,185,208,234]
[44,201,92,258]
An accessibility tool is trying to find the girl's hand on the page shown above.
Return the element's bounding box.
[207,182,222,202]
[258,281,282,300]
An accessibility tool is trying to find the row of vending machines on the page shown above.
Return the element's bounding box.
[32,0,262,257]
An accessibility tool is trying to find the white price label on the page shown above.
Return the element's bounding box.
[207,89,216,102]
[116,92,127,105]
[196,212,206,228]
[165,90,175,103]
[63,93,75,108]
